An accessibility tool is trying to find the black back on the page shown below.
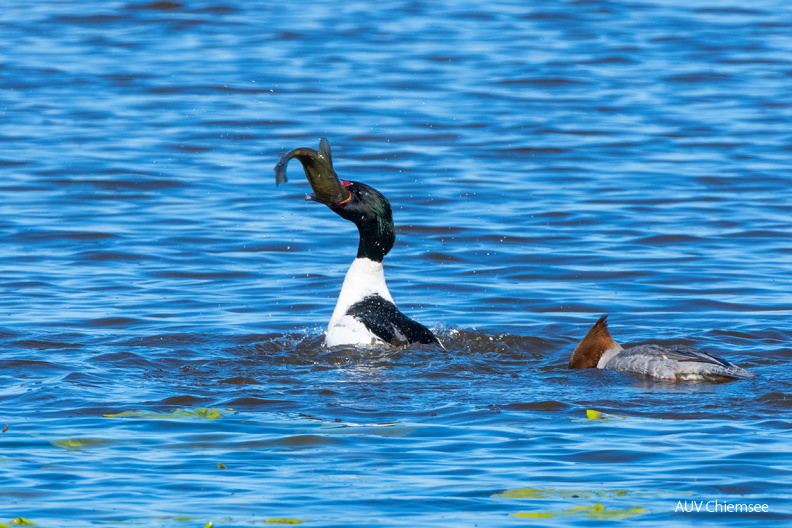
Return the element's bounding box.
[346,294,440,346]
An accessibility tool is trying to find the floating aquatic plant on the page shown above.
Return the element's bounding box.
[50,438,112,450]
[493,487,645,520]
[584,409,626,420]
[9,519,36,526]
[493,487,629,500]
[102,408,232,420]
[513,504,647,520]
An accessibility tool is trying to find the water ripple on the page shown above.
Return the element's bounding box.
[1,0,791,525]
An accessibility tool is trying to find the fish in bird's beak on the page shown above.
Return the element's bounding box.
[274,138,351,205]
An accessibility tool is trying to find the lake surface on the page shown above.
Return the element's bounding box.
[1,0,791,526]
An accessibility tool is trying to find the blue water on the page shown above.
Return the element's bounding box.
[1,0,791,526]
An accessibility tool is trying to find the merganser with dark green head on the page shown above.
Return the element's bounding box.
[275,138,441,348]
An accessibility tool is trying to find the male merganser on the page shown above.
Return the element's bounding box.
[569,315,753,381]
[274,138,441,348]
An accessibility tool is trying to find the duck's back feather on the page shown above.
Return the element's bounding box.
[605,344,754,380]
[346,294,440,346]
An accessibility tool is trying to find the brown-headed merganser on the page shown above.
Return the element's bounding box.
[569,315,753,381]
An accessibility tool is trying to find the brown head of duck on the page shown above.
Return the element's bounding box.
[569,315,621,369]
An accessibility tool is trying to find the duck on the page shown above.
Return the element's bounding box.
[569,315,753,381]
[274,138,442,348]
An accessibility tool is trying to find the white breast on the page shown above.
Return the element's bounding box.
[596,344,623,369]
[325,315,381,347]
[325,258,393,346]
